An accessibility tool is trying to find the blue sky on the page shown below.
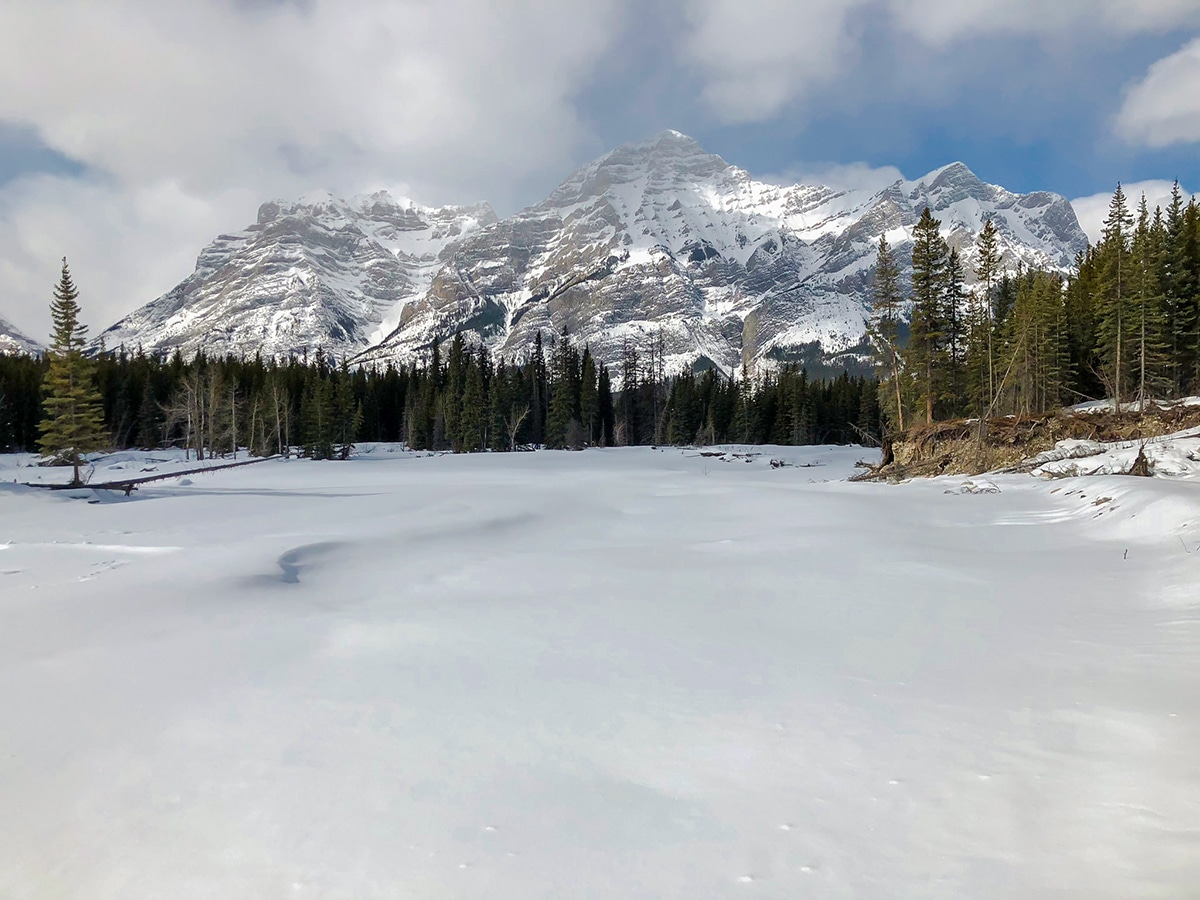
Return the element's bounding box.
[1,0,1199,336]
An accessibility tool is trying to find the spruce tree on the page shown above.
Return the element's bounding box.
[597,365,615,446]
[300,371,334,459]
[1163,182,1189,391]
[38,259,108,485]
[579,348,599,445]
[1130,197,1169,406]
[869,234,905,430]
[1180,199,1200,390]
[942,247,967,418]
[905,208,949,424]
[530,332,547,444]
[1096,184,1135,406]
[1064,248,1104,401]
[0,390,13,452]
[974,217,1002,405]
[546,331,579,449]
[1005,271,1069,415]
[331,362,362,459]
[457,355,486,452]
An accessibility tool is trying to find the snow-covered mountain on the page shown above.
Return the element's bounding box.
[99,193,497,359]
[102,132,1087,374]
[0,315,42,356]
[363,131,1086,374]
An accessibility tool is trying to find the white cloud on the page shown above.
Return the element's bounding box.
[887,0,1200,45]
[0,175,260,341]
[0,0,628,335]
[682,0,1200,124]
[761,161,905,194]
[1070,180,1193,244]
[680,0,872,124]
[1116,37,1200,148]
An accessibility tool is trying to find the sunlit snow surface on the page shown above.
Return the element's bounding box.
[2,446,1199,897]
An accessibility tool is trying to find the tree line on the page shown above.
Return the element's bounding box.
[2,263,881,463]
[870,182,1200,430]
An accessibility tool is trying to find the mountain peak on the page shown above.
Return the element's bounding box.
[652,128,702,147]
[622,129,713,160]
[918,161,983,188]
[102,135,1089,375]
[539,130,729,210]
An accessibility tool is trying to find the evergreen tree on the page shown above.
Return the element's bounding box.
[300,369,334,459]
[941,247,967,418]
[731,363,756,443]
[546,330,580,449]
[0,390,13,452]
[135,376,162,448]
[1063,248,1104,402]
[1003,270,1069,416]
[38,259,108,485]
[1162,182,1190,391]
[905,208,949,424]
[1096,184,1136,406]
[597,365,615,446]
[331,361,362,459]
[1179,199,1200,390]
[1129,197,1169,406]
[457,354,486,452]
[579,348,599,445]
[973,217,1002,405]
[868,233,905,431]
[618,340,640,445]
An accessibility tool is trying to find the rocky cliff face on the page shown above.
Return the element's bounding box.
[0,315,41,356]
[99,193,497,359]
[362,131,1087,375]
[101,132,1088,375]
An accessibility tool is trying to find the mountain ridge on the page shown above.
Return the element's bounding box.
[98,131,1089,375]
[0,315,42,356]
[362,131,1086,374]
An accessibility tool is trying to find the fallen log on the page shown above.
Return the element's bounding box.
[28,455,282,494]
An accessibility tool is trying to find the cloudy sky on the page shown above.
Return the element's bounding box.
[2,0,1199,339]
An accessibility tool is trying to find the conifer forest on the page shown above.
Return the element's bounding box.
[871,182,1200,429]
[0,328,880,458]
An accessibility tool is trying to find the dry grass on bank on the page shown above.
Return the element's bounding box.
[859,401,1200,481]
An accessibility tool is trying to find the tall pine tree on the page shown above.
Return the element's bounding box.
[905,208,949,425]
[38,259,108,485]
[1096,184,1135,406]
[869,234,905,431]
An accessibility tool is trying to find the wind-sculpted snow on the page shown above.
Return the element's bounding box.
[98,192,497,359]
[0,314,41,356]
[1,446,1198,897]
[365,132,1088,376]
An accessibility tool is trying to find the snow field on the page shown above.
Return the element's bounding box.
[1,445,1199,898]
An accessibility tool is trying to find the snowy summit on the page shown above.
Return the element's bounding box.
[98,133,1086,375]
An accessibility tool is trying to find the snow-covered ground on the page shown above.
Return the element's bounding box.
[1,445,1199,898]
[1027,428,1200,478]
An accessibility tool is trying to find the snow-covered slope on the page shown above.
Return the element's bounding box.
[101,132,1087,374]
[365,131,1087,374]
[99,192,497,359]
[0,315,42,356]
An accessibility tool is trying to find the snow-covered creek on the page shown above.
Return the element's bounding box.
[2,445,1198,897]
